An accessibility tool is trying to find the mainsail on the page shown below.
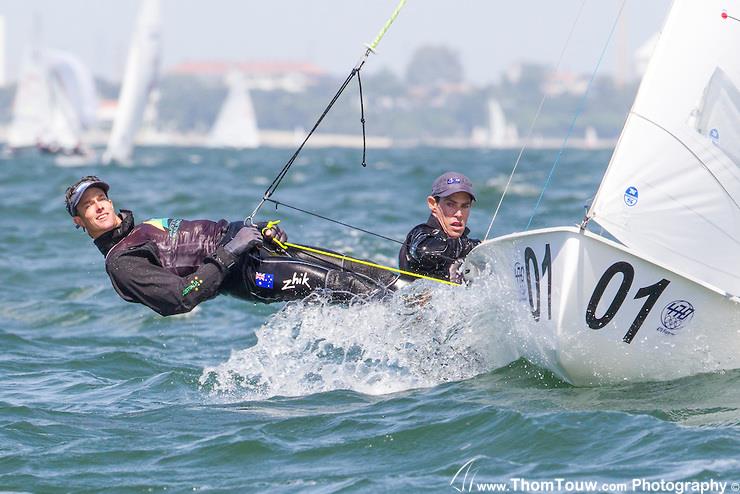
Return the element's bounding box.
[103,0,162,164]
[588,1,740,296]
[207,71,260,149]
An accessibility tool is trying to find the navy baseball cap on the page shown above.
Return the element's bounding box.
[431,172,475,200]
[65,176,110,217]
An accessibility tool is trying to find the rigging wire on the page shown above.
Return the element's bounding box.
[263,198,462,264]
[246,0,407,224]
[526,0,628,231]
[484,0,587,241]
[264,198,404,245]
[358,70,367,167]
[245,68,362,224]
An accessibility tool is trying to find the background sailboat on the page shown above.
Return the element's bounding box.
[6,46,50,152]
[464,0,740,385]
[43,50,98,157]
[7,47,97,156]
[207,71,260,149]
[486,98,517,148]
[102,0,162,164]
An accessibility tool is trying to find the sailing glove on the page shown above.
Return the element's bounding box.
[224,225,263,255]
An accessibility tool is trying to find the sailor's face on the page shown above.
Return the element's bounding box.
[73,187,121,238]
[428,192,473,239]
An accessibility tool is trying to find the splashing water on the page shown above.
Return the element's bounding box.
[199,279,519,400]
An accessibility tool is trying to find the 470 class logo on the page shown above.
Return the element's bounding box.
[657,300,695,335]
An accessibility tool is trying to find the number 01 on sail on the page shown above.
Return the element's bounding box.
[464,0,740,385]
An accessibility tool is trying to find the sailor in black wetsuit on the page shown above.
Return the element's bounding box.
[66,176,412,316]
[399,172,481,283]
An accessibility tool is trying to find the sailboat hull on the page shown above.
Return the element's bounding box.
[463,226,740,385]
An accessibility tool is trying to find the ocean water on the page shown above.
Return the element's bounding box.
[1,147,739,493]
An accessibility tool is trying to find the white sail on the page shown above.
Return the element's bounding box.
[41,50,98,152]
[42,75,80,150]
[487,99,507,147]
[484,98,517,148]
[103,0,162,164]
[7,47,51,149]
[588,1,740,296]
[8,48,97,153]
[207,71,260,149]
[47,50,98,130]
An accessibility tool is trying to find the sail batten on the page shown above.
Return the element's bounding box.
[589,0,740,295]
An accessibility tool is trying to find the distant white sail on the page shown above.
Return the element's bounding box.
[207,71,260,149]
[8,48,97,153]
[42,50,98,151]
[584,126,599,148]
[7,47,51,149]
[47,50,98,130]
[103,0,162,164]
[484,98,517,147]
[43,75,80,150]
[589,1,740,295]
[487,99,507,147]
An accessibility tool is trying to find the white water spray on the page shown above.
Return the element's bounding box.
[199,279,519,401]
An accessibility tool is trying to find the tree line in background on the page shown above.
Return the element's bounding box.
[0,46,639,140]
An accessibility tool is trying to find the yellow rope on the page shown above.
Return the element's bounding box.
[261,220,459,287]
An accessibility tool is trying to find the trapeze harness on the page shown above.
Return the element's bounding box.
[219,221,414,302]
[97,211,413,313]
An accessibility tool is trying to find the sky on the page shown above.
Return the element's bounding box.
[0,0,671,85]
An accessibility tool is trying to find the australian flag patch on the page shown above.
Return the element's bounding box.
[255,272,274,289]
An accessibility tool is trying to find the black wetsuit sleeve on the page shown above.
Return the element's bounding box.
[406,227,481,273]
[106,246,237,317]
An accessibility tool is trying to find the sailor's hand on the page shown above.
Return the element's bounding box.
[448,259,464,284]
[262,225,288,244]
[224,225,263,255]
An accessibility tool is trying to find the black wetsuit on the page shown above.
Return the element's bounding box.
[94,211,413,316]
[398,215,481,281]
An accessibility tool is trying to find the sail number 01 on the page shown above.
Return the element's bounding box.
[522,245,670,344]
[586,261,670,344]
[523,244,551,322]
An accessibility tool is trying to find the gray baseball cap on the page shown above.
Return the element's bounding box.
[65,176,110,217]
[431,172,475,200]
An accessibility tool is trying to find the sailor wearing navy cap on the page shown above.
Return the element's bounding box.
[398,172,481,283]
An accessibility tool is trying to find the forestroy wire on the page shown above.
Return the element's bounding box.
[526,0,627,231]
[484,0,587,241]
[246,0,408,225]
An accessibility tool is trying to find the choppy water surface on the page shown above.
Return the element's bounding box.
[1,147,739,492]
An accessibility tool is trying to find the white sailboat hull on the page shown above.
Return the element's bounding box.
[463,227,740,385]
